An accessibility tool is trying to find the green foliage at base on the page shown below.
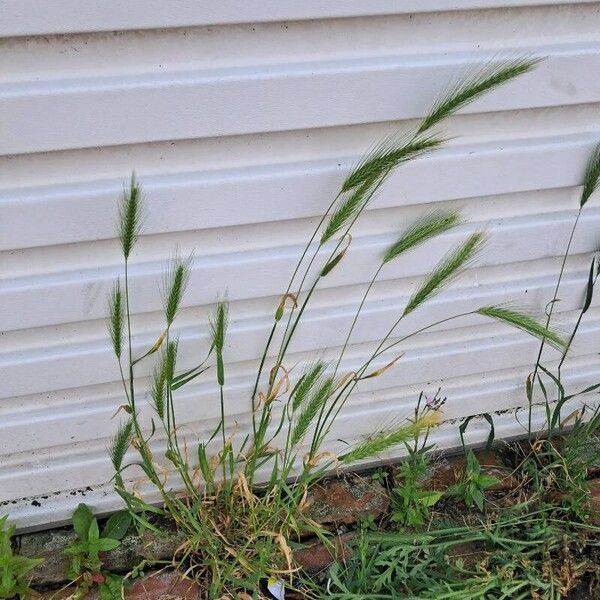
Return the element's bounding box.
[0,516,42,600]
[64,504,131,599]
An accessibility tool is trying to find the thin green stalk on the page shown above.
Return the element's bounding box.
[310,311,475,458]
[249,192,341,424]
[124,260,135,415]
[530,208,582,434]
[219,386,228,490]
[558,258,599,377]
[269,171,390,400]
[333,264,383,377]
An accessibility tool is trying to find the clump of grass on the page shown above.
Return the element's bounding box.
[312,502,600,599]
[104,59,568,598]
[528,140,600,432]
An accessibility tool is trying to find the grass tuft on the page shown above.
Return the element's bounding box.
[322,136,444,244]
[339,413,440,464]
[321,176,379,244]
[291,361,327,411]
[109,420,133,471]
[341,134,444,194]
[107,281,124,359]
[291,376,335,447]
[210,299,229,387]
[163,339,179,385]
[163,254,192,327]
[150,352,167,419]
[210,300,229,354]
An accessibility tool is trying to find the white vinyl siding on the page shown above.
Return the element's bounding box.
[1,2,600,529]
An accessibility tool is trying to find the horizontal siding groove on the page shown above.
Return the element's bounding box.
[5,6,600,85]
[3,43,600,155]
[1,253,592,354]
[1,262,596,400]
[2,207,599,332]
[1,312,598,465]
[2,130,600,253]
[1,1,597,38]
[3,102,600,192]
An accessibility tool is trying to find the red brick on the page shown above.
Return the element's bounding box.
[39,571,200,599]
[126,572,200,599]
[304,476,389,526]
[422,450,516,492]
[294,533,354,574]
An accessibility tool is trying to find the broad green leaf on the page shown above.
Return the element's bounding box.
[88,518,100,543]
[478,475,500,489]
[72,504,94,542]
[97,537,121,552]
[421,491,443,507]
[101,512,131,541]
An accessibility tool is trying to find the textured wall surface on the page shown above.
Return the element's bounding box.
[2,1,600,529]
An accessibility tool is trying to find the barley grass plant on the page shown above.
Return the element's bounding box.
[107,57,566,598]
[528,141,600,432]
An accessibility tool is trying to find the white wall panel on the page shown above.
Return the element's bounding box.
[2,2,600,530]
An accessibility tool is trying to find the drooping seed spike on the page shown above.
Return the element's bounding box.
[403,232,486,316]
[383,210,463,264]
[580,142,600,207]
[477,305,567,351]
[417,57,539,134]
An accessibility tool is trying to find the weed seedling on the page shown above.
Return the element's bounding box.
[0,516,42,600]
[446,450,500,511]
[390,393,444,527]
[369,468,388,484]
[391,455,442,528]
[65,504,131,599]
